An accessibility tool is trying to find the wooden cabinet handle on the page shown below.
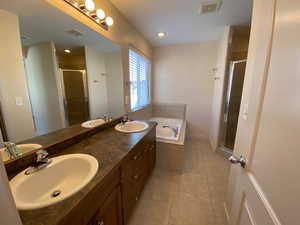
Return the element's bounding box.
[133,175,139,180]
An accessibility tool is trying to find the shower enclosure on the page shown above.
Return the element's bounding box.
[59,69,90,126]
[222,60,247,150]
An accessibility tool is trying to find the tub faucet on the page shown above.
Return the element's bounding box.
[25,150,52,175]
[2,142,22,159]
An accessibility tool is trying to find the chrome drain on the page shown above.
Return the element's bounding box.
[51,190,61,198]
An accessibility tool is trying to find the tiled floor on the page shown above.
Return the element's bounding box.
[128,139,231,225]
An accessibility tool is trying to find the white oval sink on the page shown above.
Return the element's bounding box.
[10,154,98,210]
[0,144,42,161]
[115,121,149,133]
[81,119,105,128]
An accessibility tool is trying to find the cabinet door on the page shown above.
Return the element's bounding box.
[92,187,123,225]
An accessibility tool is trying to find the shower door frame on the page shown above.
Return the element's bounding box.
[0,102,8,141]
[220,59,247,152]
[59,69,90,126]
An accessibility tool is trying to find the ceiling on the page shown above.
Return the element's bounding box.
[110,0,253,46]
[0,0,120,52]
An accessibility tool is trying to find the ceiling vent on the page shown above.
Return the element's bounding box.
[65,29,83,37]
[199,0,222,14]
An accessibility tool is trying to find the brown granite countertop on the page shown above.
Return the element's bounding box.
[18,121,157,225]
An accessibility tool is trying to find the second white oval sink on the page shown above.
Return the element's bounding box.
[115,121,149,133]
[10,154,98,210]
[0,144,42,161]
[81,119,106,128]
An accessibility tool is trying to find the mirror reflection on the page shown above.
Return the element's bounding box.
[0,2,125,162]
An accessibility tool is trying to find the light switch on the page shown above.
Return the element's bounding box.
[125,96,130,105]
[16,97,24,106]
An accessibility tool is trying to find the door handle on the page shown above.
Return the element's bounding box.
[228,155,246,168]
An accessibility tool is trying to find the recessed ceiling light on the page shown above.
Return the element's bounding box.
[157,32,166,38]
[64,49,71,53]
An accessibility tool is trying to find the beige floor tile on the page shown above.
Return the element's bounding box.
[178,173,210,202]
[169,194,215,225]
[128,139,230,225]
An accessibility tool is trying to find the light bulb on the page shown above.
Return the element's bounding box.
[64,49,71,53]
[157,32,165,38]
[85,0,95,11]
[105,17,114,26]
[96,9,105,20]
[73,2,79,7]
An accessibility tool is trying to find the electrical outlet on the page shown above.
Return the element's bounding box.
[15,97,24,106]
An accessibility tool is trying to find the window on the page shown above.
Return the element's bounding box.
[129,49,150,111]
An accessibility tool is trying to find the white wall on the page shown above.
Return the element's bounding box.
[0,9,36,142]
[105,51,125,118]
[85,47,109,119]
[153,42,218,140]
[209,26,231,151]
[25,42,64,135]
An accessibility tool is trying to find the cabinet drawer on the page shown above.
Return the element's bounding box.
[122,174,147,223]
[121,150,145,181]
[89,186,123,225]
[122,142,154,178]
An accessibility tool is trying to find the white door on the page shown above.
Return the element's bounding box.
[227,0,300,225]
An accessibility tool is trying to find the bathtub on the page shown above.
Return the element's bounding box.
[150,117,186,145]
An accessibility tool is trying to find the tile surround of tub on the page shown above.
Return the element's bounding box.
[152,103,187,120]
[156,142,184,173]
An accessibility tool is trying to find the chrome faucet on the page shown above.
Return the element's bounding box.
[121,114,129,125]
[2,142,22,159]
[102,114,109,122]
[25,150,52,175]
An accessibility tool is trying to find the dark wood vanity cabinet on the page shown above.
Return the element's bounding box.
[88,187,123,225]
[121,130,156,224]
[86,130,156,225]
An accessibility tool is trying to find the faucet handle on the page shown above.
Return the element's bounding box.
[3,142,15,148]
[36,150,48,161]
[102,114,108,121]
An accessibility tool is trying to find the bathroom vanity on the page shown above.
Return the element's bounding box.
[8,121,156,225]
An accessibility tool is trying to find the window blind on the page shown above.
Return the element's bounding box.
[129,49,150,111]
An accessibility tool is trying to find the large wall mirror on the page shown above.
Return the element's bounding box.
[0,1,125,162]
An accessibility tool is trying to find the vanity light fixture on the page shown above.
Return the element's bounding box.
[64,0,114,30]
[157,32,166,38]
